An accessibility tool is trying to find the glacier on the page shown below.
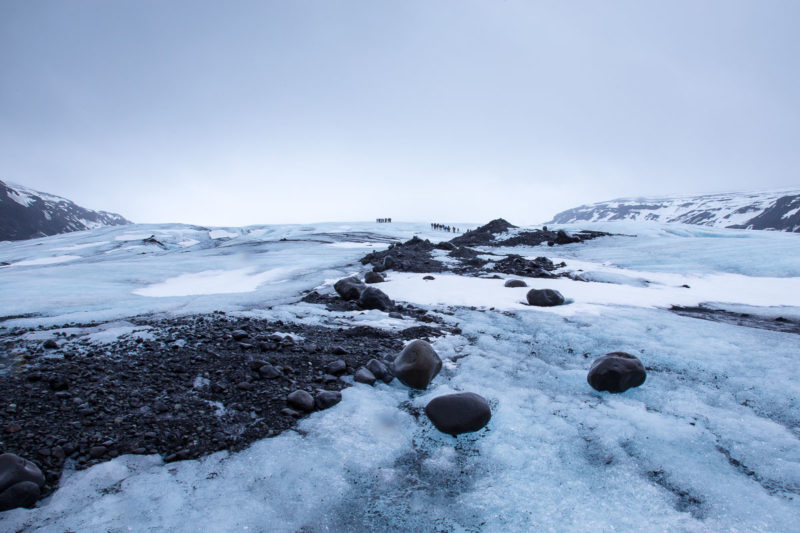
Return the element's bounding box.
[1,220,799,532]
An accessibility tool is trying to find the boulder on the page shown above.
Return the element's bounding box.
[334,276,365,300]
[364,271,385,284]
[287,390,315,412]
[504,279,528,288]
[324,359,347,375]
[425,392,492,437]
[382,256,396,270]
[434,241,455,251]
[422,275,435,281]
[42,339,59,350]
[354,367,377,386]
[0,453,45,511]
[393,339,442,389]
[366,358,393,383]
[358,287,393,311]
[315,391,342,410]
[258,364,281,379]
[587,352,646,393]
[526,288,565,307]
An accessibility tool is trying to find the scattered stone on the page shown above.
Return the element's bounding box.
[334,276,365,300]
[423,275,435,281]
[0,453,45,511]
[393,339,442,389]
[504,279,528,288]
[358,287,393,311]
[324,359,347,375]
[587,352,647,393]
[258,364,281,379]
[364,271,385,284]
[287,390,315,412]
[42,339,59,350]
[231,329,249,341]
[48,376,69,391]
[332,346,347,356]
[425,392,492,437]
[366,358,393,383]
[526,288,566,307]
[89,446,107,458]
[354,367,377,385]
[314,391,342,410]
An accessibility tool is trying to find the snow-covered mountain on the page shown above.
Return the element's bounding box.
[0,179,131,241]
[549,190,800,232]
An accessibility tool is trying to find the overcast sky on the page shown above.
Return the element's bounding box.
[1,1,798,226]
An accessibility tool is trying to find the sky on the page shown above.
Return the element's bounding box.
[1,0,799,226]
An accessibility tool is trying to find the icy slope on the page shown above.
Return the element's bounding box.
[1,220,799,532]
[0,179,130,241]
[549,189,800,232]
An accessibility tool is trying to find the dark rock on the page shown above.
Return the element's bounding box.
[364,271,385,284]
[334,276,365,300]
[587,352,646,393]
[423,275,435,281]
[324,359,347,375]
[354,367,376,386]
[332,346,347,355]
[0,453,45,511]
[425,392,492,437]
[358,287,393,311]
[434,241,455,251]
[231,329,249,341]
[526,288,565,307]
[43,339,59,350]
[258,364,281,379]
[366,358,393,383]
[315,391,342,410]
[287,390,315,412]
[382,256,396,270]
[89,446,107,458]
[554,229,581,245]
[504,279,528,288]
[393,339,442,389]
[48,376,69,391]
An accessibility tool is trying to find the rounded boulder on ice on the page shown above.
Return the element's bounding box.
[587,352,646,393]
[358,287,393,311]
[425,392,492,437]
[526,288,565,307]
[0,453,45,511]
[393,339,442,390]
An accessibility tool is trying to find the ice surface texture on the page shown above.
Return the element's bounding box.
[1,220,799,532]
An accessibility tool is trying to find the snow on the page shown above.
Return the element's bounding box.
[208,229,238,239]
[379,269,800,314]
[1,220,799,531]
[6,255,81,267]
[133,267,298,297]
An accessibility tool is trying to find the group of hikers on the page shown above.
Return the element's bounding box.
[376,218,392,223]
[431,223,461,233]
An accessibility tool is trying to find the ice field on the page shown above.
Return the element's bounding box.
[1,221,799,532]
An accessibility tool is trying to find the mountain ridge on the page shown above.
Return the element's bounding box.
[549,189,800,232]
[0,179,131,241]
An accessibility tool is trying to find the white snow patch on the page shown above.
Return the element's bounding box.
[208,229,238,239]
[379,271,800,314]
[133,267,296,297]
[8,255,81,267]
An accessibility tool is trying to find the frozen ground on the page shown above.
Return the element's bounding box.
[1,221,799,532]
